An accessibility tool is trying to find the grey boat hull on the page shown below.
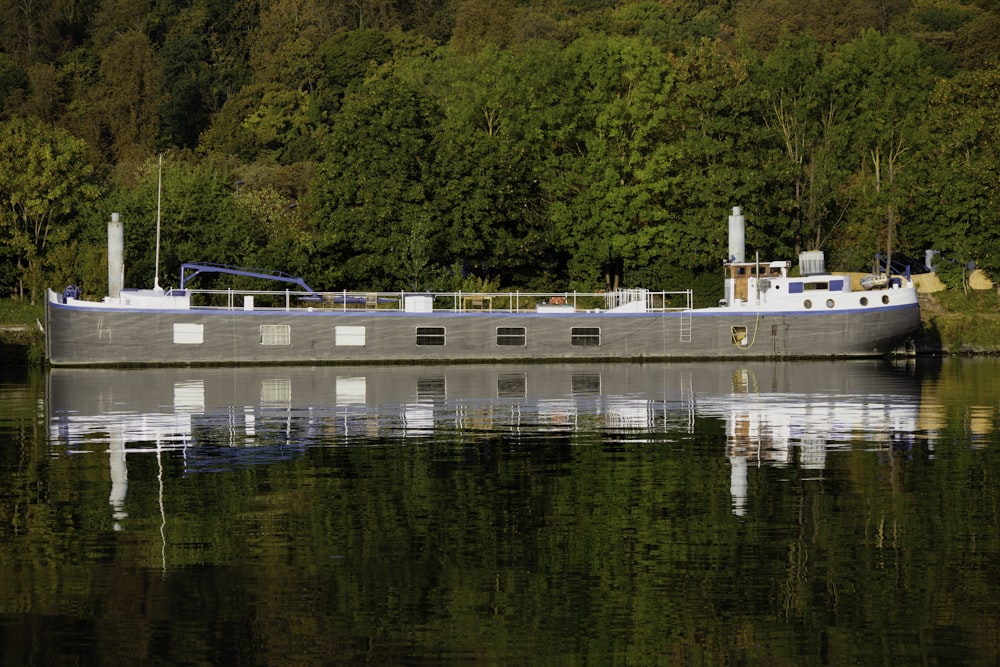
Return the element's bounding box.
[45,299,922,366]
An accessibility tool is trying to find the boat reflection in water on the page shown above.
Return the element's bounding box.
[47,361,922,524]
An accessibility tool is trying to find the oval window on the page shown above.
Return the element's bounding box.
[826,299,835,308]
[804,299,812,309]
[882,295,890,305]
[860,297,868,306]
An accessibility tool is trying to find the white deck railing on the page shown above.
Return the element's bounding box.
[169,288,695,313]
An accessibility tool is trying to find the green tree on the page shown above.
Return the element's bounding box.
[0,116,100,301]
[450,0,516,55]
[540,34,678,290]
[0,53,29,119]
[327,0,403,31]
[100,155,261,291]
[752,31,846,255]
[818,31,934,271]
[308,76,441,290]
[899,0,1000,72]
[158,8,222,150]
[317,28,396,97]
[657,39,777,288]
[56,47,105,155]
[233,184,313,278]
[200,0,328,162]
[733,0,907,51]
[909,67,1000,279]
[0,0,64,65]
[99,30,165,163]
[610,0,722,52]
[414,45,557,288]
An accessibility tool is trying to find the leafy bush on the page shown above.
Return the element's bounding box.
[932,261,969,290]
[934,287,1000,315]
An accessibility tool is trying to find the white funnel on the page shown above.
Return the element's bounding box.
[108,213,123,298]
[728,206,745,263]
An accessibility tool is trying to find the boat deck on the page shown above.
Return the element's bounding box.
[140,287,696,314]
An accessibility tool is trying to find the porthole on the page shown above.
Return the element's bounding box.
[826,299,835,308]
[804,299,812,309]
[860,297,869,306]
[882,295,890,305]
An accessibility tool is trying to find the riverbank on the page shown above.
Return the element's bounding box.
[0,324,44,367]
[2,292,997,366]
[915,290,1000,355]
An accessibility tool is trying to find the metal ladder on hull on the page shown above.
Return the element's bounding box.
[679,310,692,343]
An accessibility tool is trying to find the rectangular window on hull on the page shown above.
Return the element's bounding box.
[571,327,601,346]
[260,324,291,346]
[496,327,526,346]
[416,326,446,346]
[173,323,204,344]
[335,325,366,346]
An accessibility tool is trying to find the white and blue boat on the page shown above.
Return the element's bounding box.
[44,207,922,366]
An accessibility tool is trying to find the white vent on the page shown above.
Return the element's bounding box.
[799,251,826,276]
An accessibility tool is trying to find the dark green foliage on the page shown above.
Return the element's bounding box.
[318,29,396,93]
[159,32,218,149]
[98,156,267,292]
[0,53,29,118]
[908,68,1000,280]
[1,1,998,295]
[309,77,441,290]
[0,116,101,300]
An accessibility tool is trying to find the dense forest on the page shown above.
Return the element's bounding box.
[1,0,998,304]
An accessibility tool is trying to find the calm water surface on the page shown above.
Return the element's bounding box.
[1,359,998,664]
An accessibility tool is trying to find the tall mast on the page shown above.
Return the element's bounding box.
[154,154,162,292]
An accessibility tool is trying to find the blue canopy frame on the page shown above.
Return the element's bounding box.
[179,263,321,300]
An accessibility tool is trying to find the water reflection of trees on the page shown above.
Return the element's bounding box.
[2,361,997,663]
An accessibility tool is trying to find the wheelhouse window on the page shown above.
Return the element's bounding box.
[260,324,291,346]
[571,327,601,346]
[496,327,526,346]
[416,326,446,346]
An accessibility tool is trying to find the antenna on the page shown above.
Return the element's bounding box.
[154,154,163,292]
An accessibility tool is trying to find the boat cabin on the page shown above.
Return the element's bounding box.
[722,256,855,309]
[724,261,789,306]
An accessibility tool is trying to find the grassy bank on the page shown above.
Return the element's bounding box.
[1,292,998,367]
[0,299,45,367]
[916,289,1000,355]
